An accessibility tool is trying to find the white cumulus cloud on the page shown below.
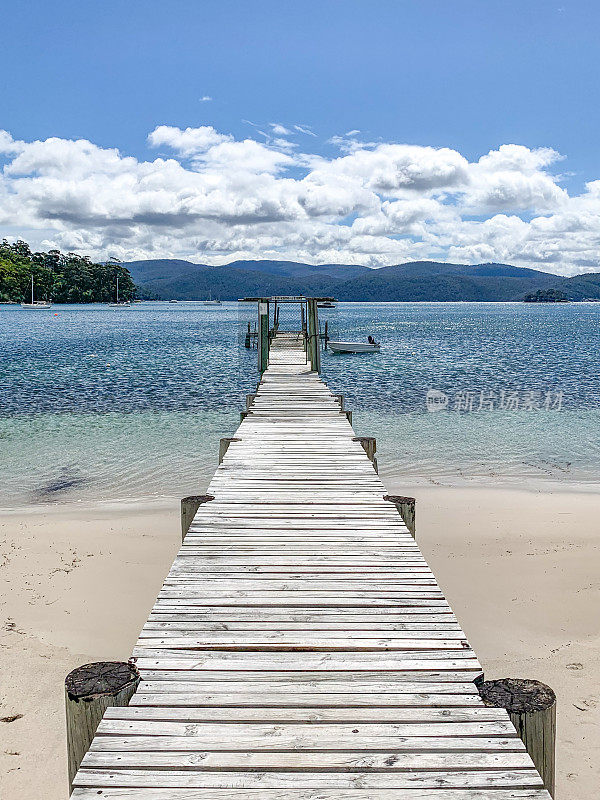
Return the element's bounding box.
[0,125,599,274]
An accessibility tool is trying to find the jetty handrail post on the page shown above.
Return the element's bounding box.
[307,298,321,372]
[306,298,314,367]
[65,661,140,795]
[478,679,556,796]
[257,299,269,375]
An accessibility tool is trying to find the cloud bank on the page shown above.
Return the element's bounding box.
[0,124,598,274]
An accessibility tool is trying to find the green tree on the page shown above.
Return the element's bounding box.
[0,239,137,303]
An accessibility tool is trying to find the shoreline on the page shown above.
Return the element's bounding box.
[2,472,600,516]
[1,483,598,799]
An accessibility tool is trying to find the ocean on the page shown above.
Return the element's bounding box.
[1,301,599,507]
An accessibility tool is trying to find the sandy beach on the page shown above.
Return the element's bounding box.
[1,485,598,800]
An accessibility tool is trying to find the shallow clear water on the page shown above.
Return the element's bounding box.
[1,301,599,506]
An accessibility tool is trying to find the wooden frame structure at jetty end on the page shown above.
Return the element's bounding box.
[240,295,334,374]
[67,301,553,799]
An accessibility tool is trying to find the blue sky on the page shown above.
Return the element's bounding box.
[1,1,599,272]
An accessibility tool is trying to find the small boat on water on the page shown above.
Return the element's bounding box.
[318,301,336,309]
[328,340,381,353]
[108,276,131,307]
[21,276,52,309]
[204,291,222,306]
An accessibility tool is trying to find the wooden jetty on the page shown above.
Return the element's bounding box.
[70,329,551,798]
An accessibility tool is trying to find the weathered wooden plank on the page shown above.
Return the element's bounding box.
[71,790,552,800]
[130,679,480,694]
[128,692,483,708]
[90,734,524,752]
[81,750,535,770]
[135,637,469,651]
[136,670,484,684]
[74,768,543,789]
[140,626,466,637]
[104,706,509,722]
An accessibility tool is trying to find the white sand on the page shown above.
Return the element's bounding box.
[1,487,598,799]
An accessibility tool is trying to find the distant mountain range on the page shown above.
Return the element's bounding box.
[124,258,600,301]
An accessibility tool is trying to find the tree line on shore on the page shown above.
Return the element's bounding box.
[0,240,136,303]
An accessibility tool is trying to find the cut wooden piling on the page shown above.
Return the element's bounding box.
[180,495,214,541]
[353,435,377,471]
[384,494,417,538]
[65,661,139,794]
[218,438,240,464]
[479,678,556,796]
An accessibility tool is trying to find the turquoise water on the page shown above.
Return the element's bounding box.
[1,301,599,506]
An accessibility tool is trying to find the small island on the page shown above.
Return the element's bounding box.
[523,288,570,303]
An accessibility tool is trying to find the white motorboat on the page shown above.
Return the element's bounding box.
[328,340,381,353]
[21,275,52,309]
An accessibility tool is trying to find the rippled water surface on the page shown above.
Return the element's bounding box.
[1,301,599,505]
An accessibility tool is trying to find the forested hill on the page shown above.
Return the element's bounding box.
[3,243,599,303]
[127,257,584,301]
[0,240,136,303]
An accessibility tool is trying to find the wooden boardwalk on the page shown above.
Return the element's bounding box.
[72,346,550,799]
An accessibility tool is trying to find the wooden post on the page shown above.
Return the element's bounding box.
[65,661,139,794]
[306,298,315,369]
[384,494,416,538]
[344,410,352,425]
[246,393,256,410]
[324,320,328,349]
[258,300,269,374]
[334,393,344,410]
[478,679,556,796]
[307,298,321,373]
[219,437,240,464]
[353,436,377,472]
[181,494,214,541]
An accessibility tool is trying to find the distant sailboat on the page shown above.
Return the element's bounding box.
[108,276,131,307]
[203,291,222,306]
[21,275,52,309]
